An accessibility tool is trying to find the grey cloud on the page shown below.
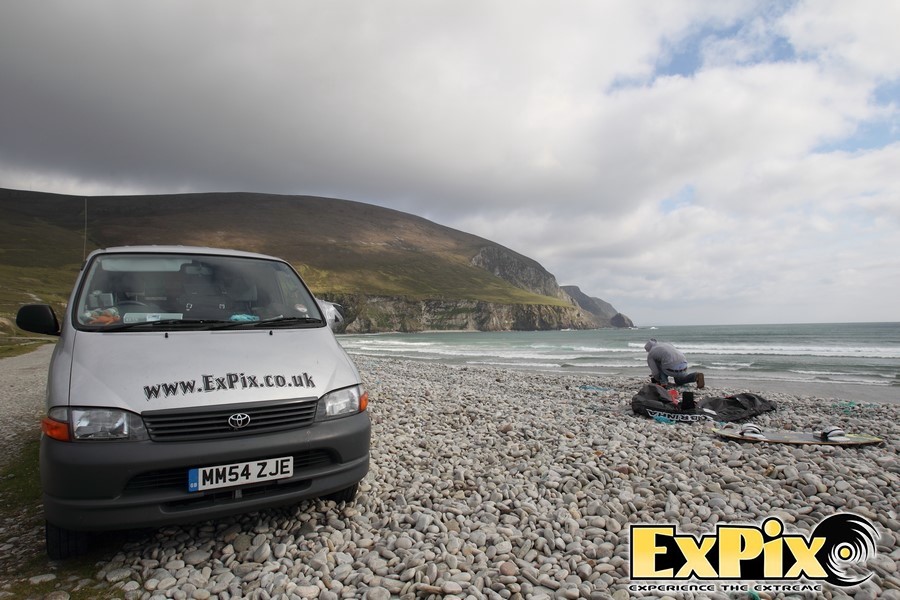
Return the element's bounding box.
[2,1,898,324]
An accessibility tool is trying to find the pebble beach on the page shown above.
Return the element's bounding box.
[1,346,898,599]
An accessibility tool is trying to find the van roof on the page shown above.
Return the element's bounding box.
[88,245,283,262]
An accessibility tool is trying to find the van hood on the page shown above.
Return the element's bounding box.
[67,328,359,412]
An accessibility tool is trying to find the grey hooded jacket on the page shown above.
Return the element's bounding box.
[644,338,689,378]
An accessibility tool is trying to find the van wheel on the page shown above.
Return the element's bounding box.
[325,482,359,504]
[45,521,89,560]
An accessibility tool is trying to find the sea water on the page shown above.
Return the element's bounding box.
[338,322,900,403]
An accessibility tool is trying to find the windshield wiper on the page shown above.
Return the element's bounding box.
[97,316,324,331]
[250,316,325,328]
[100,319,229,331]
[194,316,325,330]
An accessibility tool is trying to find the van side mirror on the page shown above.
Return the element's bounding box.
[315,299,345,332]
[16,304,61,336]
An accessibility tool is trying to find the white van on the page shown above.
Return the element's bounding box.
[16,246,370,559]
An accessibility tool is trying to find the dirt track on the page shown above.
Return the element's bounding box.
[0,344,51,469]
[0,344,53,587]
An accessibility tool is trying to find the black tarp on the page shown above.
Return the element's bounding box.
[698,393,776,422]
[631,384,775,422]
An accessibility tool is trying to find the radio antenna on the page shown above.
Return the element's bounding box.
[83,197,88,260]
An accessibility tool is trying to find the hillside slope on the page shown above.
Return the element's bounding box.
[0,188,629,332]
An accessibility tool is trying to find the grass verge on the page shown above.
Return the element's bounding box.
[0,339,51,360]
[0,432,120,599]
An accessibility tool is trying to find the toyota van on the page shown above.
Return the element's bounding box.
[16,246,370,559]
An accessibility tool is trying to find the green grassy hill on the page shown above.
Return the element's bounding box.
[1,189,579,340]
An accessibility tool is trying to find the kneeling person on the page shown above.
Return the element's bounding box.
[644,338,705,388]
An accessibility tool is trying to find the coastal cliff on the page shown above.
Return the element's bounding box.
[561,285,634,328]
[325,294,598,333]
[324,249,632,333]
[470,246,565,300]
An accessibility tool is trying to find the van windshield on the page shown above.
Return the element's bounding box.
[74,252,324,330]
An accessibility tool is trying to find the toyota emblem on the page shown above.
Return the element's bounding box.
[228,413,251,429]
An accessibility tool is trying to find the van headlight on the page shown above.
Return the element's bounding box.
[66,407,149,441]
[316,385,368,420]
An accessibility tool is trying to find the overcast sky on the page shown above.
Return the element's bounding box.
[2,1,898,325]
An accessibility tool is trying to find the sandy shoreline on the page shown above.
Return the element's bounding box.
[1,348,898,599]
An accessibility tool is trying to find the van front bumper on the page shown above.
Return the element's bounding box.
[40,412,370,532]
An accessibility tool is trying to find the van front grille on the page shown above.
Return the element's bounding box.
[142,398,318,442]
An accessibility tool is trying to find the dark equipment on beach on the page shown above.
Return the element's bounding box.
[630,384,775,422]
[699,392,776,422]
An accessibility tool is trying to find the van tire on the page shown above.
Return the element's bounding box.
[45,521,89,560]
[325,482,359,504]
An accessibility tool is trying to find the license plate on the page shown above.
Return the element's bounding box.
[188,456,293,492]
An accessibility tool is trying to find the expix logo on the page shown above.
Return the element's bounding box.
[631,513,879,587]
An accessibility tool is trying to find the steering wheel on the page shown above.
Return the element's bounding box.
[117,301,157,310]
